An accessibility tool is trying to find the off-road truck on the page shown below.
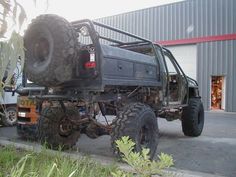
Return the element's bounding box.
[23,14,204,159]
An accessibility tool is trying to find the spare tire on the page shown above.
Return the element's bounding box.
[24,14,78,86]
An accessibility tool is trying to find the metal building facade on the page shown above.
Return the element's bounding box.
[95,0,236,112]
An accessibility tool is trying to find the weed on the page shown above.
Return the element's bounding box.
[112,136,174,177]
[0,146,116,177]
[0,136,174,177]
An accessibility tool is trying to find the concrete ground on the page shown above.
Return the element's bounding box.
[0,111,236,177]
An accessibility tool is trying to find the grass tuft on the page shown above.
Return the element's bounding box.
[0,145,117,177]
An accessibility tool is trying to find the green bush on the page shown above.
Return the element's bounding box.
[112,136,174,177]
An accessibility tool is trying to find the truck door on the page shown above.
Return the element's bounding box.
[163,50,188,106]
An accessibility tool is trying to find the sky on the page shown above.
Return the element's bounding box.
[19,0,184,22]
[2,0,184,39]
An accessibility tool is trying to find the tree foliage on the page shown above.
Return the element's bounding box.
[0,0,27,38]
[0,0,26,100]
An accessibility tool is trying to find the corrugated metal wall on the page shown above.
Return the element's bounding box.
[197,40,236,111]
[96,0,235,40]
[95,0,236,112]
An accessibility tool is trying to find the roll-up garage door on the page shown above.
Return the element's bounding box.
[167,44,197,80]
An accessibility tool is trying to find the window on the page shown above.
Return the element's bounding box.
[164,53,178,74]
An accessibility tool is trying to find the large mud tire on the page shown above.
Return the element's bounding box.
[111,103,158,160]
[38,106,80,150]
[182,98,204,137]
[17,123,38,141]
[24,14,78,86]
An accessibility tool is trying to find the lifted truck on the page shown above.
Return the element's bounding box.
[23,14,204,159]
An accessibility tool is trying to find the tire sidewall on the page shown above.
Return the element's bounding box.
[182,98,204,136]
[25,25,54,75]
[17,123,38,141]
[24,15,77,86]
[111,103,159,160]
[135,109,158,158]
[38,107,80,150]
[195,101,204,134]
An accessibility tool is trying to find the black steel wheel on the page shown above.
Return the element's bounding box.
[1,106,17,126]
[38,106,80,150]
